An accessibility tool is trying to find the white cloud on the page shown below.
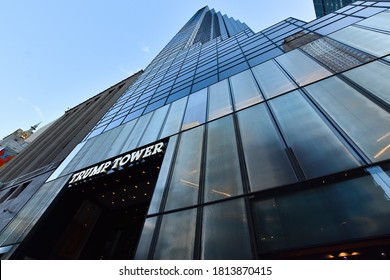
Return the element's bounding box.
[119,66,132,75]
[17,96,27,102]
[119,66,142,76]
[141,46,150,53]
[34,105,44,119]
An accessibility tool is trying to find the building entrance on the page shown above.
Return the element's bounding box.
[16,148,164,260]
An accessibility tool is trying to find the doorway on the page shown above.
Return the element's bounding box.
[17,149,164,260]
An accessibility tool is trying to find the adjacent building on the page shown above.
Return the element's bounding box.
[1,1,390,260]
[0,72,142,252]
[313,0,355,17]
[0,124,41,169]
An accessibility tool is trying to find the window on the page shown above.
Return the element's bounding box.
[181,88,207,130]
[269,90,360,178]
[276,49,332,86]
[252,59,296,99]
[343,60,390,105]
[230,69,263,110]
[237,104,297,191]
[153,209,197,259]
[164,126,204,210]
[305,76,390,162]
[204,116,243,202]
[207,79,233,121]
[202,198,252,259]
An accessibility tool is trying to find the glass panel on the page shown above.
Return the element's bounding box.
[148,136,178,215]
[207,79,233,121]
[315,16,362,36]
[343,60,390,105]
[270,91,360,179]
[159,97,187,139]
[237,104,297,191]
[275,49,333,86]
[104,119,137,159]
[309,14,344,31]
[153,209,197,260]
[353,7,387,18]
[301,37,375,73]
[202,198,252,259]
[247,48,284,68]
[134,217,157,259]
[204,116,243,202]
[181,88,207,130]
[138,104,169,146]
[329,26,390,57]
[229,69,263,111]
[252,165,390,254]
[253,188,345,253]
[164,126,204,210]
[121,112,153,152]
[48,142,86,181]
[305,77,390,162]
[252,60,297,99]
[0,175,71,246]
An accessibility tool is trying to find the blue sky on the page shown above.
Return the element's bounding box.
[0,0,315,139]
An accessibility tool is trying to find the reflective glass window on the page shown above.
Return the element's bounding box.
[134,217,157,259]
[192,75,219,93]
[181,88,207,130]
[252,60,297,99]
[167,87,191,103]
[153,209,197,259]
[315,16,362,35]
[138,104,169,146]
[276,49,333,86]
[270,91,360,179]
[247,48,284,68]
[353,7,387,18]
[143,98,167,114]
[268,24,297,40]
[123,108,144,124]
[103,117,125,132]
[207,79,233,121]
[121,112,153,152]
[202,198,252,259]
[252,165,390,253]
[343,60,390,105]
[204,116,243,202]
[358,11,390,32]
[343,6,364,15]
[148,136,178,215]
[329,25,390,57]
[218,61,249,81]
[229,69,263,110]
[164,126,204,210]
[309,14,344,31]
[237,104,297,191]
[160,97,187,139]
[305,77,390,162]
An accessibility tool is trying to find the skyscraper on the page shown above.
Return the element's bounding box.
[313,0,355,17]
[1,2,390,260]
